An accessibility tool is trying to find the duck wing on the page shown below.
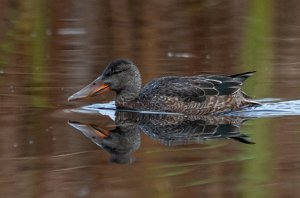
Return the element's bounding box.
[140,71,255,103]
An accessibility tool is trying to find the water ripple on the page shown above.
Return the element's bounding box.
[227,99,300,118]
[69,99,300,119]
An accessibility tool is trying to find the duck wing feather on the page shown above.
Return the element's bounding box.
[140,71,255,103]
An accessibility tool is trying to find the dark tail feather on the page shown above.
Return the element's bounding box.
[229,71,256,82]
[230,134,255,144]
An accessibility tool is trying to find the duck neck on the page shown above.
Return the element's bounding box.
[115,64,142,107]
[115,77,142,107]
[116,89,140,105]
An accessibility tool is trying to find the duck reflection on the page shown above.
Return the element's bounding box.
[69,118,140,164]
[69,112,253,164]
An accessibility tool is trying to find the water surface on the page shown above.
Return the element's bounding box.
[1,0,300,197]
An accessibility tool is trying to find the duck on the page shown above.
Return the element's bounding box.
[68,59,260,115]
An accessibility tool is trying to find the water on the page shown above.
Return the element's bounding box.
[1,0,300,197]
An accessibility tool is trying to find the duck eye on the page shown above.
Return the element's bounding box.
[106,69,122,76]
[107,67,129,76]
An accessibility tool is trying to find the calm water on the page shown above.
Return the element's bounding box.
[1,0,300,197]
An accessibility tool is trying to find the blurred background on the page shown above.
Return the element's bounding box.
[1,0,300,197]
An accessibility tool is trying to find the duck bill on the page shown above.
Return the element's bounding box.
[68,120,110,138]
[68,76,110,102]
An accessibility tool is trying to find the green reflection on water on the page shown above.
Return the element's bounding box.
[15,1,50,197]
[30,0,49,108]
[0,10,17,85]
[240,0,274,197]
[0,28,15,67]
[242,0,273,97]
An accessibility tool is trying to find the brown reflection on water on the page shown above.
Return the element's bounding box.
[1,0,300,197]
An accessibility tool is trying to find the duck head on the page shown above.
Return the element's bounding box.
[68,59,142,103]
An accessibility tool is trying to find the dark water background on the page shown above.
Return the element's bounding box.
[1,0,300,197]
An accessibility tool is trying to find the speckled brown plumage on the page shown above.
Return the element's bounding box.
[69,59,260,115]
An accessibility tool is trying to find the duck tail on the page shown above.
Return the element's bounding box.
[241,91,262,106]
[229,71,256,83]
[230,134,255,144]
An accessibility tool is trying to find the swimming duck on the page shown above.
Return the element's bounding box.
[68,59,259,115]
